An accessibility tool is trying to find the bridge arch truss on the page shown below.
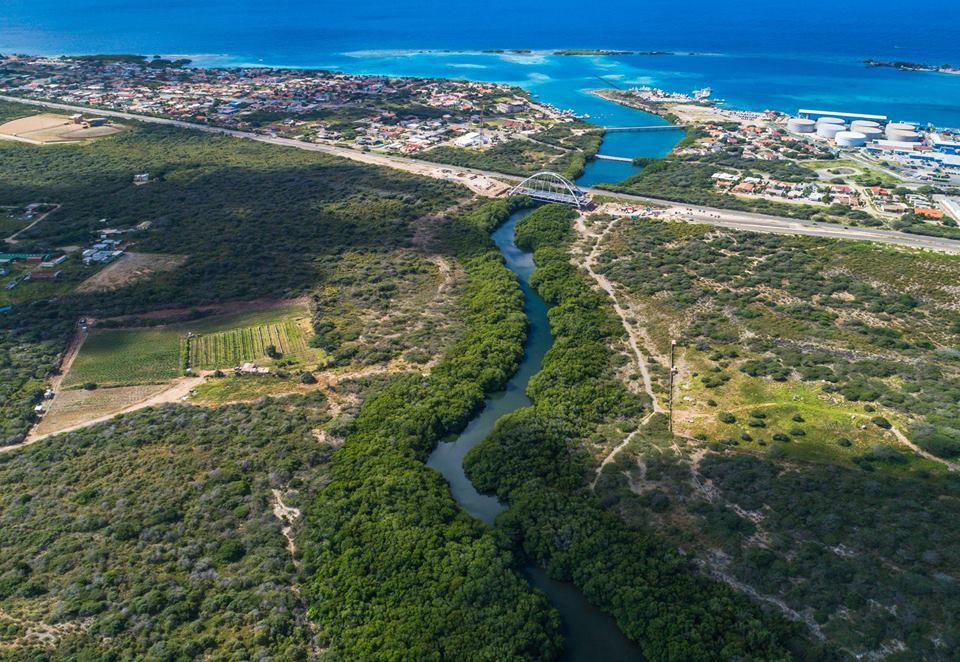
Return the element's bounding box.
[508,171,588,209]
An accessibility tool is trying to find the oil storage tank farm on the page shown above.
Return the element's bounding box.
[835,131,867,147]
[788,117,816,134]
[851,120,883,140]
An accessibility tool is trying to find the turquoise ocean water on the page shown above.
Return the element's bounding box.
[4,0,960,183]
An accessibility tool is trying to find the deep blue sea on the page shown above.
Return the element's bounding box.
[4,0,960,183]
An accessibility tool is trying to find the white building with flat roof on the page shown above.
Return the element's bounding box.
[454,131,487,148]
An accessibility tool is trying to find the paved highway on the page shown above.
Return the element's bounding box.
[4,94,960,254]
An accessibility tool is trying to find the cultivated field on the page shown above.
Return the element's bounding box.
[62,302,319,388]
[63,328,182,388]
[188,318,315,369]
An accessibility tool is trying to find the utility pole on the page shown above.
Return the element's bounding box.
[668,339,677,433]
[479,103,484,142]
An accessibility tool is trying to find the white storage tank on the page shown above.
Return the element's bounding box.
[835,131,867,147]
[857,126,884,140]
[817,123,845,139]
[886,121,917,136]
[816,116,846,126]
[851,120,881,131]
[787,118,816,134]
[886,129,921,143]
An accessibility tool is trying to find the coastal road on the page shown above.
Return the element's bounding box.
[4,95,960,253]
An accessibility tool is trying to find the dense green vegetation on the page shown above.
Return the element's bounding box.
[0,395,333,657]
[72,54,191,68]
[0,327,60,445]
[700,153,813,182]
[298,197,565,659]
[896,211,960,239]
[464,205,804,660]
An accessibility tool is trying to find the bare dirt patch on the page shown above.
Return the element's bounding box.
[21,379,198,446]
[0,113,123,144]
[75,252,187,293]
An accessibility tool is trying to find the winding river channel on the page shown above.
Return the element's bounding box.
[426,210,643,660]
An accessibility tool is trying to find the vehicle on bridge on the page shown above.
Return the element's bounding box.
[508,171,590,209]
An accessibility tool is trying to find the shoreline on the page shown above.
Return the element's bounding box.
[10,47,930,70]
[588,88,687,129]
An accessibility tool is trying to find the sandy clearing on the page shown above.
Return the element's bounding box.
[10,377,200,450]
[0,113,71,135]
[75,252,187,293]
[271,489,302,562]
[0,113,123,143]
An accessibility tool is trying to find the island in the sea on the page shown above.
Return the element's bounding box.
[865,59,960,75]
[554,49,672,56]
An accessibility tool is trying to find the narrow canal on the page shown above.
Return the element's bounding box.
[426,210,643,661]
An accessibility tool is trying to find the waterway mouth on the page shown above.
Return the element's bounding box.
[425,209,643,661]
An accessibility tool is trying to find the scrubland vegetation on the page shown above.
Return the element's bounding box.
[309,250,464,369]
[590,215,960,657]
[0,395,334,658]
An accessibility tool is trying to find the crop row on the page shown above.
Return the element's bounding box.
[187,321,314,369]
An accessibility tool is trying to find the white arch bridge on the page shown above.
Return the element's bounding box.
[508,171,589,209]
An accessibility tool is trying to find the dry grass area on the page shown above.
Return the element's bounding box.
[0,113,123,144]
[75,252,187,293]
[31,384,175,439]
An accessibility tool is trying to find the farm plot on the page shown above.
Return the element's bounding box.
[62,301,317,389]
[188,319,317,369]
[63,329,181,388]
